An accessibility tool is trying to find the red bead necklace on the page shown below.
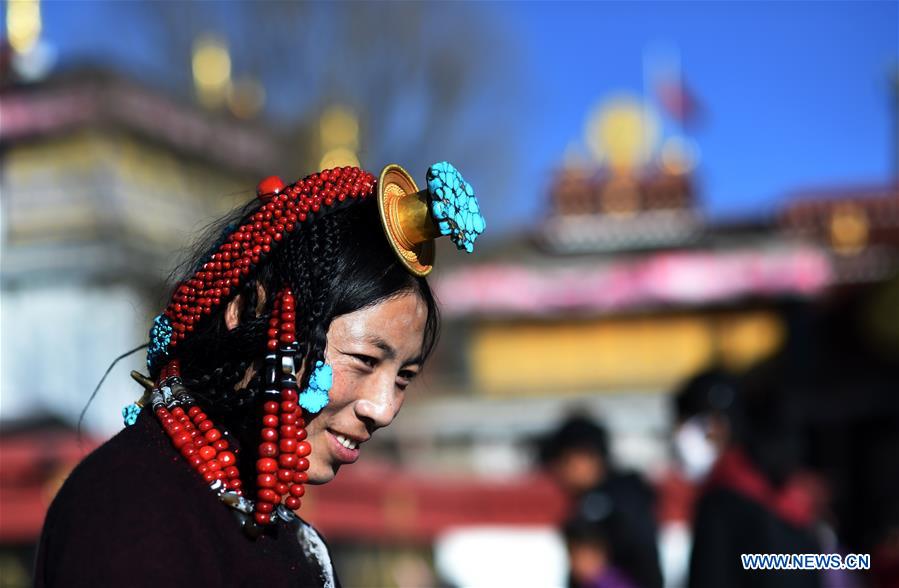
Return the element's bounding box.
[151,287,313,535]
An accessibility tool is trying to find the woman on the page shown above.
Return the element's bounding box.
[34,163,485,587]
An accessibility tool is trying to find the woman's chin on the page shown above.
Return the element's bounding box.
[305,463,339,485]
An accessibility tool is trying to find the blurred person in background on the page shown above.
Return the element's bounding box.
[673,369,823,588]
[33,163,485,586]
[540,414,663,588]
[563,513,639,588]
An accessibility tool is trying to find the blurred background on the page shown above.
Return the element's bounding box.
[1,1,897,587]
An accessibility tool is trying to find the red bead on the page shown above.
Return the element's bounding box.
[256,501,274,514]
[189,455,204,468]
[224,466,240,479]
[181,445,197,458]
[278,453,298,468]
[296,458,310,472]
[257,176,285,199]
[279,425,297,439]
[280,412,297,425]
[275,482,289,496]
[255,511,271,525]
[199,446,217,461]
[213,439,229,452]
[257,473,276,488]
[281,389,298,402]
[289,484,305,497]
[280,400,298,413]
[296,441,312,457]
[277,469,294,482]
[198,419,213,432]
[204,428,221,442]
[259,442,278,457]
[173,431,192,449]
[207,459,222,472]
[262,414,279,428]
[294,471,308,484]
[257,458,278,473]
[285,496,301,510]
[279,438,298,454]
[258,489,279,503]
[218,451,236,467]
[296,428,307,441]
[263,401,280,414]
[261,427,278,442]
[228,478,243,490]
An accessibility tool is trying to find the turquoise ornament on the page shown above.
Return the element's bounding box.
[426,161,486,253]
[300,361,332,414]
[122,403,141,426]
[146,314,172,372]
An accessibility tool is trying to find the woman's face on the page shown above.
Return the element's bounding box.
[304,291,428,484]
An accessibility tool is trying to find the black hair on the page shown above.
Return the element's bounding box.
[166,195,440,438]
[672,368,738,423]
[537,414,611,466]
[562,514,614,549]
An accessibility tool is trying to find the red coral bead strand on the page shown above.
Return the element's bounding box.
[254,289,287,524]
[153,360,242,495]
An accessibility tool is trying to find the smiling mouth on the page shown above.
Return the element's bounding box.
[328,428,368,450]
[334,433,359,450]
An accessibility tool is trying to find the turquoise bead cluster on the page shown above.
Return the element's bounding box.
[122,403,141,426]
[426,161,486,253]
[299,360,332,414]
[147,314,172,371]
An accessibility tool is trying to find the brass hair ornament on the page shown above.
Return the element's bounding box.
[377,161,486,277]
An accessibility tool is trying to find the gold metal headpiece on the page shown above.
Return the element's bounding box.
[377,164,441,277]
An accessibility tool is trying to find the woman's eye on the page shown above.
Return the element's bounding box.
[352,354,378,368]
[396,370,418,389]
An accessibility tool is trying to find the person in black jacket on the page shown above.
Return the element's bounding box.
[540,415,663,588]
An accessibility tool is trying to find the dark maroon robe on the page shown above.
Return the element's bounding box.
[34,408,339,587]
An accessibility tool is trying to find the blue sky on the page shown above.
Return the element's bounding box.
[32,1,899,231]
[502,1,898,221]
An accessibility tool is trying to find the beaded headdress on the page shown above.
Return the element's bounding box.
[128,162,485,536]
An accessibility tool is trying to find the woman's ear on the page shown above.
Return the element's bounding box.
[225,282,268,331]
[225,294,243,331]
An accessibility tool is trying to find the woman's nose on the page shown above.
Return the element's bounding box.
[353,377,402,430]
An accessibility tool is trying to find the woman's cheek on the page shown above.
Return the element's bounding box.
[327,365,357,405]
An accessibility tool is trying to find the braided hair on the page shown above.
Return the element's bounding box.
[167,196,440,445]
